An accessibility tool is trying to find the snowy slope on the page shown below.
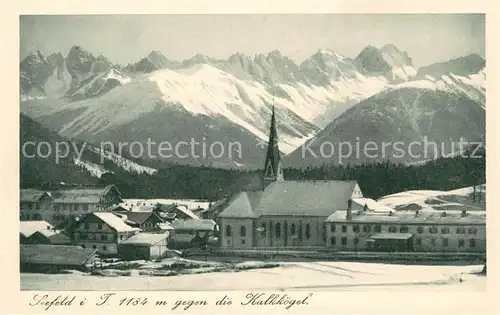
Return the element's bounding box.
[377,185,486,212]
[87,146,157,175]
[27,64,319,155]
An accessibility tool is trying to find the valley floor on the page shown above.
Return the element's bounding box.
[21,261,485,291]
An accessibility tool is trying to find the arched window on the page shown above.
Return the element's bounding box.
[305,223,311,239]
[291,223,296,235]
[240,225,246,237]
[275,222,281,238]
[225,225,232,237]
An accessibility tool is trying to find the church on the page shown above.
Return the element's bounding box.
[218,106,364,249]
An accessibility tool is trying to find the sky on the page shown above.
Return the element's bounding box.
[20,14,485,67]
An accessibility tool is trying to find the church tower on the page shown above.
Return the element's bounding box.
[263,103,284,187]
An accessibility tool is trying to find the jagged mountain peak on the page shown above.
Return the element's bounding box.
[22,50,48,65]
[354,44,416,82]
[416,53,486,80]
[354,45,391,73]
[148,50,166,58]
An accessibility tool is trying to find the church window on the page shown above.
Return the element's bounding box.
[291,223,296,235]
[240,226,246,237]
[275,223,281,238]
[374,225,382,233]
[353,225,360,233]
[225,225,232,237]
[305,224,311,239]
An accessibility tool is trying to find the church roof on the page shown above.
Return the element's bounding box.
[217,191,262,218]
[218,180,359,218]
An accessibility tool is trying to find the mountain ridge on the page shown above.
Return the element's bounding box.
[20,44,485,168]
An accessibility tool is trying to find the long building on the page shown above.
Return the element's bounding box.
[325,206,485,253]
[20,185,123,225]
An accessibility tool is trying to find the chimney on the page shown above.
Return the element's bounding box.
[346,199,353,220]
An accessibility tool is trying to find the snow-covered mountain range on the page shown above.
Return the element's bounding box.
[20,45,485,168]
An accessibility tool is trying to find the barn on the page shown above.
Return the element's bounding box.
[118,233,170,261]
[20,244,98,273]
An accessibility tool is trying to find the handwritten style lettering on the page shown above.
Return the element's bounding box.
[241,293,313,310]
[29,294,76,311]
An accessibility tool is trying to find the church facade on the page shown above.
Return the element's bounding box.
[217,105,364,249]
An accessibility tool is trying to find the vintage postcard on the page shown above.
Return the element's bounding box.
[0,0,498,314]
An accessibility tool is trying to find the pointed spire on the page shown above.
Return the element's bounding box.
[263,96,284,187]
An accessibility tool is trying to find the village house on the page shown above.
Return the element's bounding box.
[170,219,218,248]
[20,190,53,222]
[121,211,165,232]
[20,185,123,226]
[107,204,131,214]
[50,185,123,225]
[118,233,170,261]
[71,212,140,255]
[27,229,71,245]
[153,203,199,222]
[199,198,230,220]
[325,205,486,253]
[20,220,54,243]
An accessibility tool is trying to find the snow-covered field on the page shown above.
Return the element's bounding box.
[377,185,486,212]
[20,262,485,291]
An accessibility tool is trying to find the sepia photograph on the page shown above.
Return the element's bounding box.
[17,13,487,293]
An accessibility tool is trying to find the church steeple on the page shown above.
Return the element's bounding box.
[263,101,284,187]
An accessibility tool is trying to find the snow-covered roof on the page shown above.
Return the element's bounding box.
[158,222,174,230]
[326,209,485,225]
[50,185,121,204]
[93,212,140,232]
[171,219,217,231]
[20,221,54,238]
[352,197,394,213]
[219,180,358,218]
[31,230,71,244]
[120,233,168,246]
